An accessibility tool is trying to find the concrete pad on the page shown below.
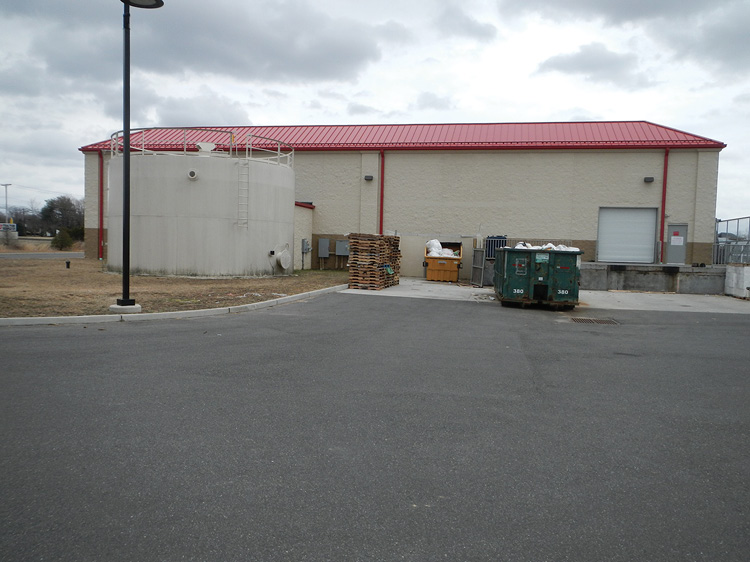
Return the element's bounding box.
[578,290,750,314]
[121,307,230,322]
[341,277,496,302]
[343,277,750,314]
[0,314,123,326]
[109,303,142,314]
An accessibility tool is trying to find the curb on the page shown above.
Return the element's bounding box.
[0,284,348,327]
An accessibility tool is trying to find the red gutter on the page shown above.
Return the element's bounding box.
[98,150,105,260]
[379,150,385,235]
[659,148,670,263]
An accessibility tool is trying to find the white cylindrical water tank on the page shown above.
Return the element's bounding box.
[108,153,295,276]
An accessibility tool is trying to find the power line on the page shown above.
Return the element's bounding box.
[13,184,81,197]
[3,184,83,211]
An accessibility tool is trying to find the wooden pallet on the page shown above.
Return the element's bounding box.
[347,234,401,290]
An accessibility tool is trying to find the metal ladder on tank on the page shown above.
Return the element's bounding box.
[237,160,250,228]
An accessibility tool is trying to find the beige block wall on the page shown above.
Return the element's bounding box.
[85,146,721,274]
[664,151,719,242]
[380,150,658,276]
[83,151,107,259]
[661,150,719,263]
[694,151,720,263]
[291,148,721,276]
[381,150,670,241]
[294,151,381,235]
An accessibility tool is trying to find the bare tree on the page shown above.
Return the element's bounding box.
[8,205,44,236]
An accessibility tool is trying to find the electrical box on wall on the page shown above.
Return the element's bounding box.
[335,240,350,256]
[302,239,311,253]
[318,238,330,258]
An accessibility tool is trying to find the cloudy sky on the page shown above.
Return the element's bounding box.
[1,0,748,219]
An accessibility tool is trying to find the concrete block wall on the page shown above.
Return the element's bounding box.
[580,263,726,294]
[725,264,750,299]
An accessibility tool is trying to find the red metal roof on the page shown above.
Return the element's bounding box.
[79,121,726,153]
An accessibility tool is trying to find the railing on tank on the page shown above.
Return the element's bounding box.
[242,134,294,168]
[109,127,293,168]
[713,215,750,264]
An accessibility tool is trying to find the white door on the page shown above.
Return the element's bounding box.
[597,208,658,263]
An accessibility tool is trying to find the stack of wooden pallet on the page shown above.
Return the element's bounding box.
[347,233,401,290]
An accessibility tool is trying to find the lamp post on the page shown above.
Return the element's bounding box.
[116,0,164,309]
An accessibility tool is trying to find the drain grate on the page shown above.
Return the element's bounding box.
[571,317,619,325]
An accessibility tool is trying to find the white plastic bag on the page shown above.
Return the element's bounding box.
[426,239,443,257]
[427,240,443,252]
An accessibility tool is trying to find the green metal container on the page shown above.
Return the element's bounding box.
[494,248,584,309]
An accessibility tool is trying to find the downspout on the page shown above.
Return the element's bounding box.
[98,150,105,260]
[379,149,385,235]
[659,148,670,263]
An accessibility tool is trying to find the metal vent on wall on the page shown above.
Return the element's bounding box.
[570,317,619,325]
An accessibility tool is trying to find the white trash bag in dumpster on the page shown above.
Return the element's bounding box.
[426,239,442,256]
[514,241,580,252]
[426,239,460,257]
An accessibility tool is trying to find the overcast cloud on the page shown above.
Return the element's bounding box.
[435,6,498,42]
[537,43,656,90]
[497,0,732,24]
[0,0,748,218]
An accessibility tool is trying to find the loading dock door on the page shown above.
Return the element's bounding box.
[597,208,658,263]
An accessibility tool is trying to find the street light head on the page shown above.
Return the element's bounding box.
[121,0,164,8]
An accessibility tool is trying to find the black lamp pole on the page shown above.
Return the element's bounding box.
[117,0,164,307]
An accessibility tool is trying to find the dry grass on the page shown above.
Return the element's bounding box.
[0,237,69,253]
[0,252,348,318]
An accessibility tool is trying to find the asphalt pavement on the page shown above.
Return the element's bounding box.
[1,281,749,561]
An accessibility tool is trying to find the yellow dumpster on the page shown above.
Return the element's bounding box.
[423,242,462,282]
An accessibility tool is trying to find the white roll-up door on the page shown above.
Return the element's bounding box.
[597,207,658,263]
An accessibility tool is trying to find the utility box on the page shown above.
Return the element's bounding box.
[494,247,583,309]
[424,242,462,282]
[335,239,350,256]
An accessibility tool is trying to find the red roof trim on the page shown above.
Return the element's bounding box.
[80,121,726,153]
[295,201,315,209]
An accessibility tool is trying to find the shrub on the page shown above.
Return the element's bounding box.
[51,230,74,251]
[68,226,85,241]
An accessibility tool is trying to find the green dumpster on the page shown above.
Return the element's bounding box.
[494,247,584,309]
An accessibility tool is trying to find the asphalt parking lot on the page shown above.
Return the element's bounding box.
[1,283,749,561]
